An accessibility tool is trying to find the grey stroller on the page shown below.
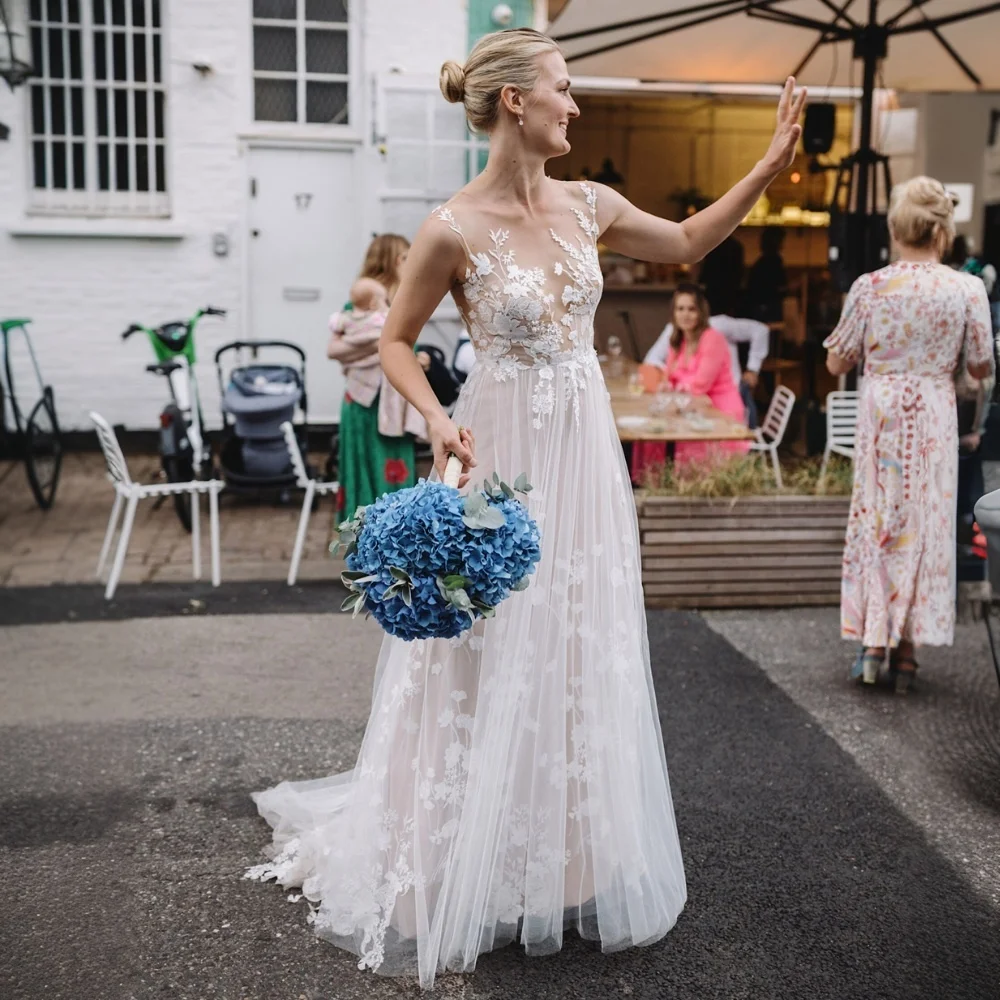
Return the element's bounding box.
[215,340,308,493]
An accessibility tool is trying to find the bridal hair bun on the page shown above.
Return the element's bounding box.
[889,175,956,251]
[439,29,561,133]
[439,60,466,104]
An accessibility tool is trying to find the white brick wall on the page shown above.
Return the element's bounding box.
[0,0,467,433]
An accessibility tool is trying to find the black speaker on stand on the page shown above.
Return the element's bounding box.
[826,151,893,293]
[803,103,836,156]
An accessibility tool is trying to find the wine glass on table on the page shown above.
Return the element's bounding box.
[606,335,624,379]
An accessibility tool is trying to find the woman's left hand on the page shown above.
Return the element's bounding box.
[761,77,807,176]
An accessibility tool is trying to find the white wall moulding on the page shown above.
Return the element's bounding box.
[7,218,187,238]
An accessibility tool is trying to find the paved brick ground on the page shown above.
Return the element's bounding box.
[0,451,348,587]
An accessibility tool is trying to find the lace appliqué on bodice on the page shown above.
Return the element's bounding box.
[436,183,603,429]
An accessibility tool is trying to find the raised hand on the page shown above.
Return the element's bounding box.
[761,77,807,176]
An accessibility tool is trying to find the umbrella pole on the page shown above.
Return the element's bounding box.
[852,4,889,275]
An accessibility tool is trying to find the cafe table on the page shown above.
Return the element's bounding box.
[603,360,754,444]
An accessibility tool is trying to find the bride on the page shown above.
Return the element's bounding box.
[247,27,804,989]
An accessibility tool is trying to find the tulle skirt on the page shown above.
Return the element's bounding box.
[247,352,687,988]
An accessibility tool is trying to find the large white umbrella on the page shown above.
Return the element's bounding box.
[552,1,1000,279]
[551,1,1000,92]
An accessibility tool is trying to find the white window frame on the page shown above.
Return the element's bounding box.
[375,74,488,235]
[250,0,357,133]
[26,0,170,218]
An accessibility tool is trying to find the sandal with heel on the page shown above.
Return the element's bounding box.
[850,648,885,686]
[889,653,919,694]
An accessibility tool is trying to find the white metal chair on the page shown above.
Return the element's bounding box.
[819,390,859,485]
[90,412,222,600]
[750,385,796,487]
[283,421,340,586]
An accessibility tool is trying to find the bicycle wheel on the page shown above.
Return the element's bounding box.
[24,389,62,510]
[164,454,194,533]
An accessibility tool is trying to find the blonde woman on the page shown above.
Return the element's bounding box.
[824,176,994,691]
[249,28,804,985]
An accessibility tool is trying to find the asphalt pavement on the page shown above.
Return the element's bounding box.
[1,591,998,999]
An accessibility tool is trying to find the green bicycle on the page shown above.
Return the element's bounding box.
[0,318,63,510]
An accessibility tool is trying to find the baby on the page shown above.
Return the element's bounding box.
[328,277,431,375]
[348,276,389,315]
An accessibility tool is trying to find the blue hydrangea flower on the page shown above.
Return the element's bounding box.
[342,480,541,641]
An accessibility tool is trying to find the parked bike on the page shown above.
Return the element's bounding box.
[121,306,226,531]
[0,318,63,510]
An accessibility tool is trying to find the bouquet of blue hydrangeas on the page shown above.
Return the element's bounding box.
[332,456,541,641]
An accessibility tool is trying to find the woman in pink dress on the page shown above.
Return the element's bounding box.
[631,283,749,481]
[824,176,994,692]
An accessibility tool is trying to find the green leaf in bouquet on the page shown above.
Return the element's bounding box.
[511,576,530,592]
[389,566,413,584]
[499,480,514,500]
[441,574,467,590]
[471,598,496,619]
[513,473,533,494]
[447,587,473,611]
[478,506,506,529]
[492,471,500,485]
[341,592,366,618]
[464,492,487,517]
[342,570,377,586]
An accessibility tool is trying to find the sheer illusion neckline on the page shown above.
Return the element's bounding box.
[433,182,604,429]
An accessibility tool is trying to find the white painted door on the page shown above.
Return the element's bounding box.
[248,146,360,424]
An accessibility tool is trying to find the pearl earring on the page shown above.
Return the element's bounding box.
[518,116,524,126]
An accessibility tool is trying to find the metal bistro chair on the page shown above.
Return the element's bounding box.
[819,390,859,486]
[90,411,222,599]
[750,385,796,488]
[282,421,340,586]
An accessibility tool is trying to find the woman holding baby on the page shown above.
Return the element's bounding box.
[327,234,426,515]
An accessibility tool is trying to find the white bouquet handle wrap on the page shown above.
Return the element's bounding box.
[444,454,463,489]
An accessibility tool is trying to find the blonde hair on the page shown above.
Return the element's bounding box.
[888,176,957,254]
[439,28,562,133]
[359,234,410,297]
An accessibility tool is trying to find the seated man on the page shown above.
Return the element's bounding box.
[644,313,769,428]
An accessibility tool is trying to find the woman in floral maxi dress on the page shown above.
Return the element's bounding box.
[824,176,994,691]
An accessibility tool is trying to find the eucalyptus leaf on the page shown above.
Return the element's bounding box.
[477,507,506,529]
[492,471,500,485]
[448,587,473,611]
[464,492,487,516]
[513,473,531,493]
[499,481,514,499]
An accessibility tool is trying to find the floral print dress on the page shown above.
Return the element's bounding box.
[823,261,994,647]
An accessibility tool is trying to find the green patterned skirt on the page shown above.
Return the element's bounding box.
[338,393,416,517]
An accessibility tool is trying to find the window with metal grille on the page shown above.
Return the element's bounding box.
[252,0,350,126]
[27,0,167,217]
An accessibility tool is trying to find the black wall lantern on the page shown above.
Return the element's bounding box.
[0,0,34,91]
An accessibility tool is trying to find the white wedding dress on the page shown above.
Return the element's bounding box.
[246,182,687,988]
